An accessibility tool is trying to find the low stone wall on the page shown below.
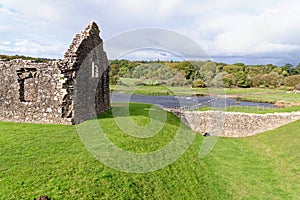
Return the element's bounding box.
[171,110,300,137]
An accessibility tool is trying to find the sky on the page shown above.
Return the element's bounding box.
[0,0,300,66]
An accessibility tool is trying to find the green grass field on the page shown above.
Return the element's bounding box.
[112,78,209,96]
[0,103,299,199]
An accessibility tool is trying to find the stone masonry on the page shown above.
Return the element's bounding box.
[172,110,300,137]
[0,22,110,125]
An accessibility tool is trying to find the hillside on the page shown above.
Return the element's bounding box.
[0,103,299,199]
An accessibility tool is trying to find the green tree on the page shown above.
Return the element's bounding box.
[262,64,277,74]
[118,67,130,77]
[177,61,197,80]
[281,63,293,75]
[212,72,236,88]
[197,62,217,86]
[192,79,206,88]
[109,64,120,85]
[236,71,250,88]
[224,65,242,74]
[233,63,246,67]
[291,63,300,75]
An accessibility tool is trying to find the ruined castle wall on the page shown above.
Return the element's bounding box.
[71,48,110,124]
[0,60,72,124]
[0,22,110,125]
[174,110,300,137]
[64,22,110,124]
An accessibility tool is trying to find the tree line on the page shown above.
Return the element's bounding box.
[0,54,53,62]
[2,54,299,89]
[110,59,300,89]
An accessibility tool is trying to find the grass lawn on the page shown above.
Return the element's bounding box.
[231,90,300,104]
[0,103,299,199]
[112,84,209,96]
[197,105,300,114]
[111,78,209,96]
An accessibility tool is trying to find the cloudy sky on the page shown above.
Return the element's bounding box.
[1,0,300,66]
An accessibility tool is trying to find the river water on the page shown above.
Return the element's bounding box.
[111,92,275,110]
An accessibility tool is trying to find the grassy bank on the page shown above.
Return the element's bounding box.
[111,78,209,96]
[197,105,300,114]
[0,103,299,199]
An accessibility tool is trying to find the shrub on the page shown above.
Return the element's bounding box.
[192,79,205,88]
[134,80,146,86]
[117,81,129,87]
[296,83,300,91]
[285,75,300,86]
[263,72,282,87]
[167,73,186,86]
[251,74,263,87]
[212,72,236,88]
[110,75,119,85]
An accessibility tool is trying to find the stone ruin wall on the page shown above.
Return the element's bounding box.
[173,110,300,137]
[63,22,110,124]
[0,22,110,125]
[0,60,71,124]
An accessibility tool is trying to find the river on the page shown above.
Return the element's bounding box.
[110,92,275,110]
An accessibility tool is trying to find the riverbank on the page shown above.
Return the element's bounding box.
[110,92,275,110]
[111,78,300,105]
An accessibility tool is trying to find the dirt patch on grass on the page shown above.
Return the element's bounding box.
[275,101,300,108]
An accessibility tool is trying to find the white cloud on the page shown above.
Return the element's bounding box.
[254,43,300,54]
[0,39,63,58]
[0,0,300,65]
[177,0,300,63]
[158,0,182,19]
[12,40,61,55]
[1,41,10,45]
[104,28,209,61]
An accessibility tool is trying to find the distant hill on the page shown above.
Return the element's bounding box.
[0,54,56,62]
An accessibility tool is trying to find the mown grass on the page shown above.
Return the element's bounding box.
[111,78,209,96]
[224,87,279,94]
[197,105,300,114]
[234,91,300,104]
[0,103,299,199]
[112,84,209,96]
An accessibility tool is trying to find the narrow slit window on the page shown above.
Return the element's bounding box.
[92,62,99,78]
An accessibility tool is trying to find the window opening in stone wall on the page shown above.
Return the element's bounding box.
[16,68,37,102]
[92,62,99,78]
